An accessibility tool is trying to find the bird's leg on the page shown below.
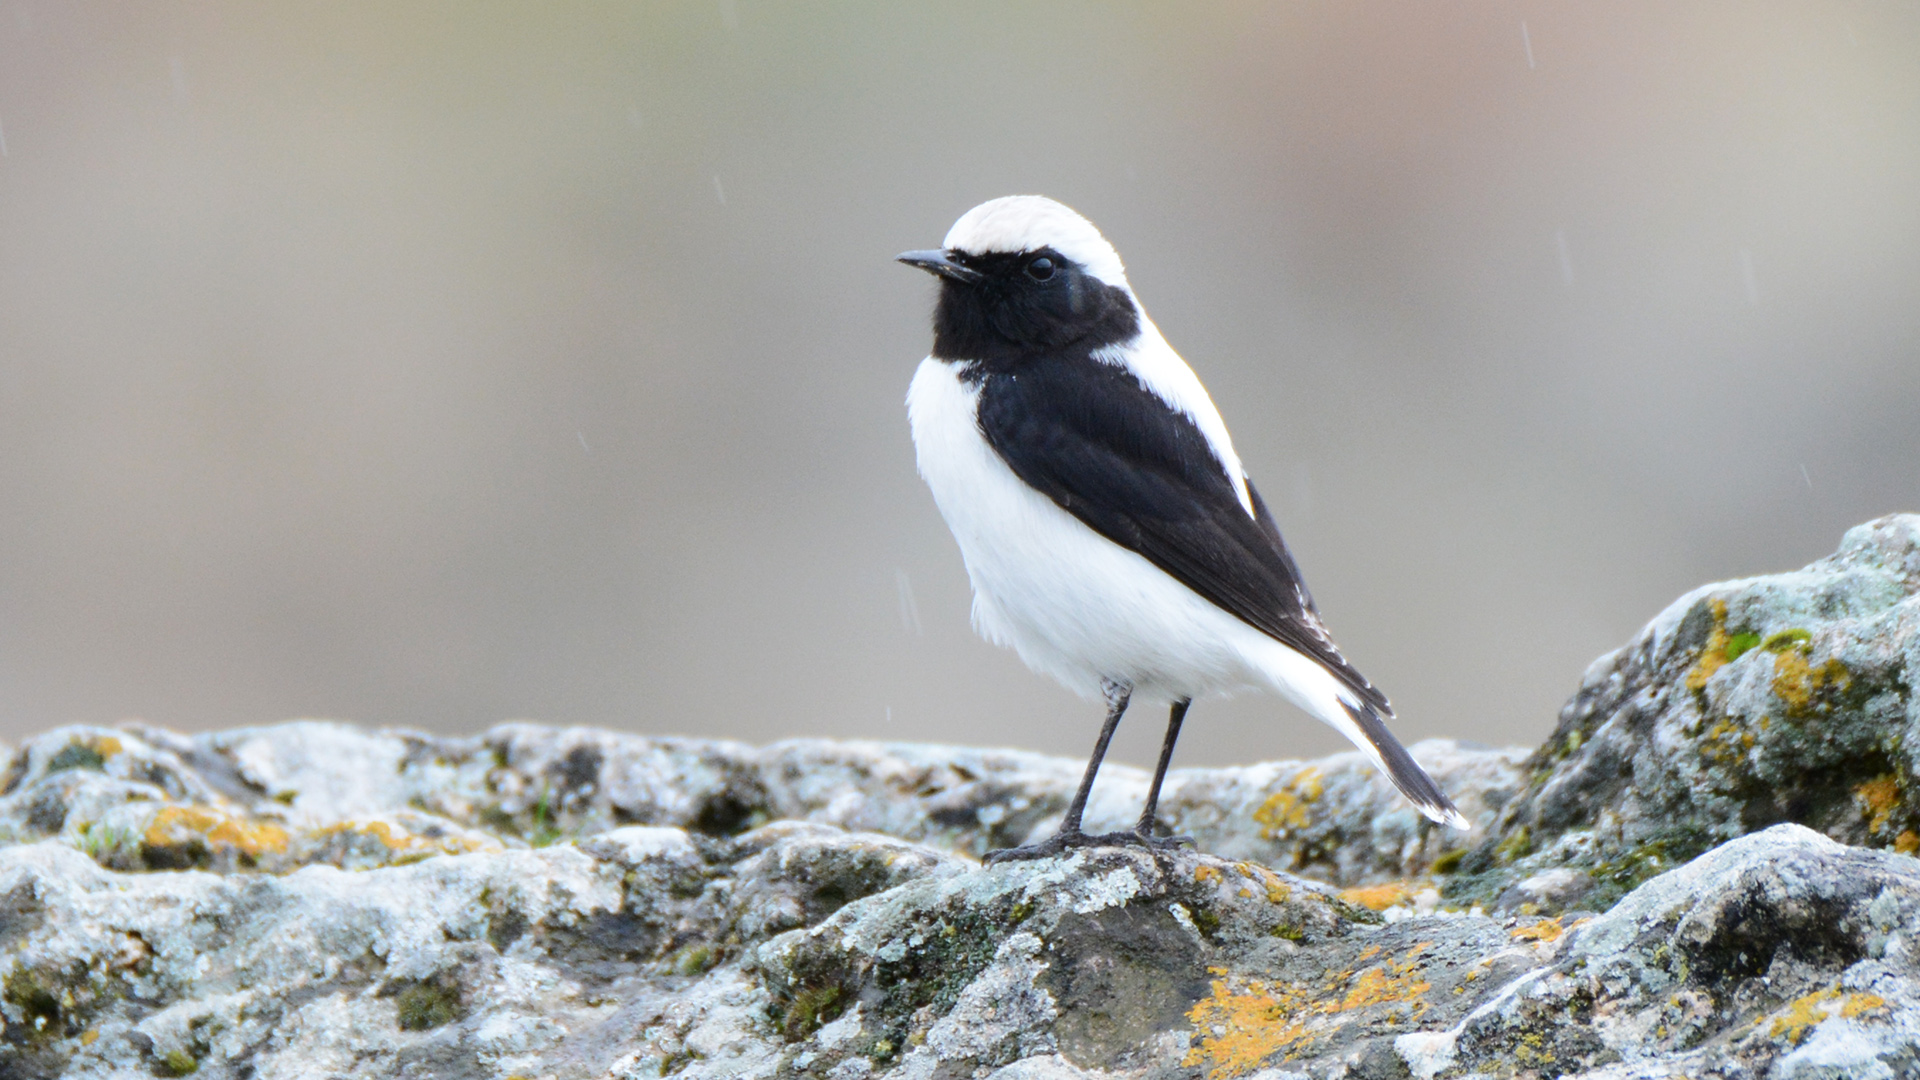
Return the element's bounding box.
[985,681,1130,864]
[1060,681,1131,837]
[1130,699,1194,849]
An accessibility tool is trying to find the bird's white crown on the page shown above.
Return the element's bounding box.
[942,196,1131,291]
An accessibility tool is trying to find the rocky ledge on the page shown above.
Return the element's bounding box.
[1,514,1917,1079]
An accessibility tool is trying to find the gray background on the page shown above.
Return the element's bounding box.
[1,3,1916,768]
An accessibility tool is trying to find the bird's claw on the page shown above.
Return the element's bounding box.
[984,826,1193,864]
[1123,828,1195,851]
[982,830,1086,864]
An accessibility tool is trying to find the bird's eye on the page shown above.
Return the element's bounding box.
[1026,256,1055,281]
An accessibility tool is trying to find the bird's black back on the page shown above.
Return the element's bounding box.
[926,249,1392,715]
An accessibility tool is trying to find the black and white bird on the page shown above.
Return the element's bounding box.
[899,195,1468,862]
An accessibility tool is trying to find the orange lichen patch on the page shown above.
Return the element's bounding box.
[1510,918,1564,943]
[1896,831,1920,856]
[1184,945,1432,1078]
[1767,987,1887,1045]
[1253,768,1323,839]
[144,805,289,857]
[1844,993,1888,1019]
[1183,969,1313,1078]
[1700,717,1757,767]
[1855,775,1902,836]
[1195,865,1224,885]
[1337,948,1430,1011]
[1685,599,1732,690]
[1510,916,1586,944]
[1773,650,1850,714]
[1339,881,1417,912]
[1231,862,1294,904]
[320,818,498,865]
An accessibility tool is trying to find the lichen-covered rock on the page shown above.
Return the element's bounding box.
[1447,513,1920,914]
[1403,824,1920,1080]
[0,719,1517,888]
[0,716,1520,1079]
[0,813,1534,1080]
[9,804,1919,1078]
[7,515,1920,1078]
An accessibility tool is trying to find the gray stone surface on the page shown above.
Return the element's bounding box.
[0,719,1519,887]
[1446,513,1920,914]
[5,514,1920,1078]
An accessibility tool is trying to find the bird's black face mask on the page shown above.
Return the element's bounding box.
[909,246,1140,370]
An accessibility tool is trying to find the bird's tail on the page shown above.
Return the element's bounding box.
[1332,697,1471,831]
[1253,639,1471,830]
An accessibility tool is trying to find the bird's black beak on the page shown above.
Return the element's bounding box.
[897,249,982,284]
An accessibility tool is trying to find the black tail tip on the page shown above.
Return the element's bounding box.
[1340,699,1472,831]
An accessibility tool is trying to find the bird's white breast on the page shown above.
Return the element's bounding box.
[906,357,1277,704]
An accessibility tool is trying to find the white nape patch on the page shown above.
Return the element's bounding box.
[1090,327,1253,517]
[943,195,1130,290]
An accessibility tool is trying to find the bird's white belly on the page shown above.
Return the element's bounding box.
[906,357,1273,703]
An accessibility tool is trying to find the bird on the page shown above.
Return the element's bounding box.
[898,195,1468,862]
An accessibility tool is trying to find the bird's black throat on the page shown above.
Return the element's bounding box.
[929,248,1140,374]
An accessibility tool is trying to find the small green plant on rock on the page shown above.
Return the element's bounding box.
[391,978,465,1031]
[529,786,562,847]
[781,982,847,1041]
[46,740,108,774]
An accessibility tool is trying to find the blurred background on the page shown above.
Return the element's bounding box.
[1,3,1916,767]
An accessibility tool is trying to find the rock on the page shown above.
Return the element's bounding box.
[0,718,1520,1079]
[1406,824,1920,1079]
[1445,513,1920,914]
[6,513,1920,1078]
[0,720,1519,887]
[8,804,1920,1078]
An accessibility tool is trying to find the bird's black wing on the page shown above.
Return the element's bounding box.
[974,359,1392,716]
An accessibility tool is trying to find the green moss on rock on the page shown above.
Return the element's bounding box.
[391,977,464,1031]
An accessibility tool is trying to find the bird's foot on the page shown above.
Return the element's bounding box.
[1118,824,1195,852]
[983,829,1095,864]
[984,825,1193,864]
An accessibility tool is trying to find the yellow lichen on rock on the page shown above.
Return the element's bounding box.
[1700,716,1757,767]
[319,818,500,867]
[1510,916,1587,944]
[1183,968,1313,1079]
[1252,767,1323,839]
[1184,945,1433,1078]
[1685,599,1732,690]
[143,805,289,857]
[1772,649,1849,714]
[1339,881,1415,912]
[1336,945,1430,1011]
[1767,987,1887,1045]
[1854,775,1901,836]
[1230,861,1293,904]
